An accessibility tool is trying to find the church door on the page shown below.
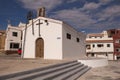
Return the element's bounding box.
[35,38,44,58]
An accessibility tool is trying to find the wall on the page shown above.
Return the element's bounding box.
[5,26,22,51]
[62,23,86,60]
[86,43,114,52]
[22,17,63,59]
[0,31,6,51]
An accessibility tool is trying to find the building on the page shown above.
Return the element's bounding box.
[5,23,25,54]
[22,16,86,60]
[4,8,86,60]
[107,29,120,60]
[86,31,114,60]
[0,30,6,53]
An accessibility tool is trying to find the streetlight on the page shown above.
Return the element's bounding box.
[22,11,33,58]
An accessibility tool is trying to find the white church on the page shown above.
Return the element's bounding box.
[5,8,86,60]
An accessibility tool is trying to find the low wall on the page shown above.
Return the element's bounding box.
[78,58,108,68]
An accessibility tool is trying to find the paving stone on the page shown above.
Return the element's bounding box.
[102,76,113,80]
[115,78,120,80]
[114,71,120,74]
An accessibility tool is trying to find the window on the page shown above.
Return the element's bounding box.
[116,49,119,52]
[91,53,94,57]
[107,44,110,47]
[89,36,92,38]
[86,45,91,49]
[97,44,104,47]
[116,48,120,52]
[76,38,79,42]
[10,43,19,49]
[115,39,120,43]
[12,32,18,37]
[66,33,71,39]
[111,31,115,35]
[93,44,95,48]
[106,53,108,56]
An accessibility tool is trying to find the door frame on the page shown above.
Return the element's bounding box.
[35,38,44,58]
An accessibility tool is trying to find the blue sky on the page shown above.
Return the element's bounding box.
[0,0,120,33]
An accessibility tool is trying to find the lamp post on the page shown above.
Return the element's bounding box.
[22,11,34,58]
[27,11,34,35]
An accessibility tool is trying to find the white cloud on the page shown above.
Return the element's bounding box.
[17,0,120,33]
[18,0,62,10]
[82,0,113,10]
[51,4,120,33]
[51,9,96,29]
[97,5,120,21]
[82,2,100,10]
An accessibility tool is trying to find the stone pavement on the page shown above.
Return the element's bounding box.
[78,60,120,80]
[0,53,65,76]
[0,53,120,80]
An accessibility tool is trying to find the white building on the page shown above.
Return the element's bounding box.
[22,17,86,60]
[5,23,25,53]
[86,31,114,60]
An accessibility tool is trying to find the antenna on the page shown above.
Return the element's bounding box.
[7,20,11,25]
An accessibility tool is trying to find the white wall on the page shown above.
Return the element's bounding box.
[86,31,115,60]
[78,58,108,68]
[5,26,22,50]
[62,23,86,60]
[22,17,63,59]
[108,54,114,60]
[86,43,114,52]
[23,17,86,60]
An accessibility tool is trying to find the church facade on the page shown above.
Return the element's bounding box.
[22,17,86,60]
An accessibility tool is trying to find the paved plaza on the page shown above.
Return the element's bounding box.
[0,53,120,80]
[78,60,120,80]
[0,53,64,76]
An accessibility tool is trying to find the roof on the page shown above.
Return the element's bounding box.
[0,30,6,36]
[7,25,22,31]
[25,17,85,35]
[0,30,5,33]
[88,33,104,37]
[33,16,62,25]
[86,40,113,43]
[25,16,63,30]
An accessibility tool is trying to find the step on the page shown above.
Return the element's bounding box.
[29,63,84,80]
[64,66,91,80]
[43,65,87,80]
[0,61,91,80]
[4,61,79,80]
[0,60,77,79]
[16,62,82,80]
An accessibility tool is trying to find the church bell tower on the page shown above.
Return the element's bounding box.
[37,7,45,17]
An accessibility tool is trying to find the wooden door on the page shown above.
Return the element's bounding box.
[36,38,44,58]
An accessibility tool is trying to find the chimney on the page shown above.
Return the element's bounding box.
[37,7,45,17]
